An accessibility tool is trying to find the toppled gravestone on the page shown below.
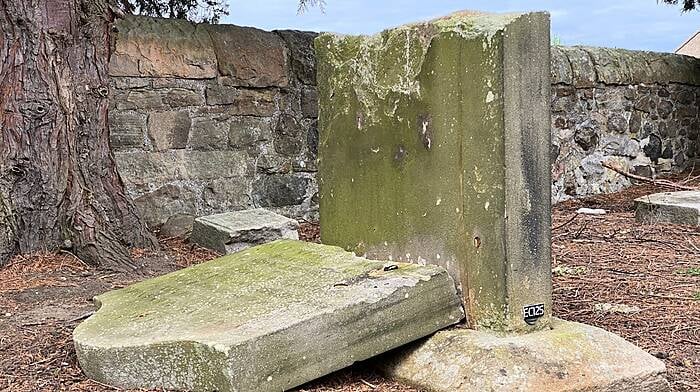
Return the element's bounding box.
[316,10,669,392]
[73,240,464,392]
[635,191,700,226]
[190,208,299,254]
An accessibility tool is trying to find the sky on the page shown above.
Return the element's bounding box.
[221,0,699,53]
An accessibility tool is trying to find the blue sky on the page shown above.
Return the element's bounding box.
[222,1,699,53]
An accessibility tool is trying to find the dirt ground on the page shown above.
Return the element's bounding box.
[1,178,699,392]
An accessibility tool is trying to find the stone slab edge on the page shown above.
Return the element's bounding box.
[634,191,700,226]
[379,318,669,392]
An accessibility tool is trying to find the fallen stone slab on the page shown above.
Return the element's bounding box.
[73,240,464,392]
[190,208,299,254]
[380,318,669,392]
[635,191,700,226]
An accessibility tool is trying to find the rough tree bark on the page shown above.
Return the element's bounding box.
[0,0,158,270]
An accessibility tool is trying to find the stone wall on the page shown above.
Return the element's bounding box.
[550,46,700,202]
[108,16,319,233]
[108,16,700,230]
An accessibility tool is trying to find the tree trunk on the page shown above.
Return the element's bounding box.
[0,0,158,270]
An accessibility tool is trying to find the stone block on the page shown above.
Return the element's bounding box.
[191,208,299,254]
[550,46,573,85]
[115,150,250,187]
[253,174,311,207]
[205,86,277,116]
[316,11,552,332]
[276,30,318,85]
[274,114,305,156]
[109,15,217,78]
[162,88,206,108]
[229,116,273,148]
[159,213,195,238]
[380,319,669,392]
[635,191,700,226]
[112,77,151,89]
[561,46,597,87]
[133,184,198,229]
[202,177,253,212]
[301,86,319,118]
[116,90,164,110]
[73,240,464,391]
[189,117,229,151]
[206,25,288,87]
[147,111,191,151]
[108,111,146,149]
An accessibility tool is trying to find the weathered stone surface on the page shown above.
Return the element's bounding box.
[116,90,164,110]
[550,48,700,202]
[276,30,318,85]
[229,116,273,148]
[207,25,288,87]
[550,45,573,85]
[560,46,597,88]
[110,15,217,78]
[253,174,311,207]
[191,208,299,253]
[159,213,195,238]
[301,86,319,118]
[188,117,229,150]
[317,11,552,332]
[73,240,465,392]
[133,184,198,229]
[109,111,146,149]
[635,191,700,226]
[162,88,206,108]
[115,150,250,186]
[274,114,304,156]
[147,111,191,151]
[205,86,277,116]
[380,319,669,392]
[202,177,253,211]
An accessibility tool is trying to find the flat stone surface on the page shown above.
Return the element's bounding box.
[316,11,552,332]
[73,240,464,392]
[635,191,700,226]
[110,15,217,78]
[190,208,299,254]
[380,318,669,392]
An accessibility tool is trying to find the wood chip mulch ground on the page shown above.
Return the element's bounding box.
[1,176,699,392]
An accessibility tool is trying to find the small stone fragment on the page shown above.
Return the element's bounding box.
[594,303,642,314]
[576,208,606,215]
[190,208,300,254]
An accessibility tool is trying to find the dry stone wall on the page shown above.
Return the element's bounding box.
[551,46,700,202]
[108,16,319,233]
[108,16,700,230]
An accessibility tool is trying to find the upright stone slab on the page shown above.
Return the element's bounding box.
[316,11,551,332]
[73,240,464,392]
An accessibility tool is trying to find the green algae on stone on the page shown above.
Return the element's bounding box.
[73,240,464,392]
[317,11,552,333]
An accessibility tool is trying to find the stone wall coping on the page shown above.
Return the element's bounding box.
[552,45,700,87]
